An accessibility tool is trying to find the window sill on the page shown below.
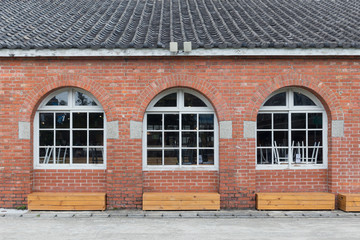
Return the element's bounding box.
[256,164,327,170]
[143,165,218,171]
[34,164,106,170]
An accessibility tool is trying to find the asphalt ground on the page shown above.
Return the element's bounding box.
[1,209,360,240]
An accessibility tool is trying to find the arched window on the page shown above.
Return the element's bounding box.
[34,88,106,169]
[256,88,327,169]
[143,89,218,170]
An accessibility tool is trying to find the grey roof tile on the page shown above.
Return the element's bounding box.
[0,0,359,50]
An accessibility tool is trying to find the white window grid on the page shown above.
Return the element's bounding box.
[143,88,218,171]
[256,88,327,170]
[34,88,106,169]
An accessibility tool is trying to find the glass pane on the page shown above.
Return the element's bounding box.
[182,149,197,165]
[199,114,214,130]
[264,92,286,106]
[199,149,214,165]
[147,114,162,130]
[294,92,316,106]
[154,93,177,107]
[73,148,87,164]
[182,114,197,130]
[39,147,54,164]
[147,150,162,165]
[40,130,54,146]
[89,113,104,128]
[55,148,70,164]
[274,114,288,129]
[75,92,97,106]
[89,148,103,164]
[39,113,54,128]
[164,114,179,130]
[73,112,87,128]
[292,143,307,164]
[274,148,289,164]
[291,113,306,129]
[164,150,179,165]
[147,132,162,147]
[89,131,104,146]
[257,114,271,129]
[291,131,306,146]
[308,131,322,146]
[56,130,70,146]
[56,113,70,128]
[199,132,214,147]
[73,130,87,146]
[308,113,322,129]
[257,131,271,147]
[46,91,68,106]
[182,132,197,147]
[309,147,323,164]
[164,132,179,147]
[184,93,207,107]
[274,131,288,147]
[257,148,272,164]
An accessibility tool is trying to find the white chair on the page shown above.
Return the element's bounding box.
[43,147,53,164]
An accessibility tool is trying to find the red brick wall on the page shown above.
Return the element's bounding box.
[0,56,359,209]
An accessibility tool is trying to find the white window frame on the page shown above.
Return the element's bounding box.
[143,88,219,171]
[256,88,328,170]
[34,88,106,169]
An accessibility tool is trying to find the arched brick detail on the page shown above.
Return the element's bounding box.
[244,71,344,121]
[19,74,116,121]
[132,74,231,122]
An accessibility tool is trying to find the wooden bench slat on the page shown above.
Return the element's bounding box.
[338,194,360,212]
[144,200,219,206]
[143,205,219,211]
[143,192,219,201]
[28,205,106,211]
[28,200,105,206]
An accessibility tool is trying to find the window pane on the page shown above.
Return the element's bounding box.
[55,148,70,164]
[199,149,214,165]
[309,148,323,164]
[264,92,286,106]
[257,131,271,147]
[184,93,207,107]
[147,150,162,165]
[274,131,288,147]
[56,130,70,146]
[46,91,68,106]
[199,114,214,130]
[274,148,289,164]
[73,112,87,128]
[308,113,322,129]
[73,130,87,146]
[257,148,272,164]
[182,149,197,165]
[56,113,70,128]
[89,113,104,128]
[292,144,307,164]
[154,93,177,107]
[164,150,179,165]
[147,132,162,147]
[89,148,103,164]
[182,114,197,130]
[164,132,179,147]
[75,92,97,106]
[308,131,322,146]
[73,148,87,164]
[39,147,54,164]
[199,132,214,147]
[89,131,103,146]
[182,132,197,147]
[39,113,54,128]
[291,113,306,129]
[291,131,306,146]
[257,114,271,129]
[40,130,54,146]
[294,92,316,106]
[164,114,179,130]
[274,114,288,129]
[147,114,162,130]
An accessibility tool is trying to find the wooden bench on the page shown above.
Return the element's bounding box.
[143,192,220,210]
[256,192,335,210]
[338,194,360,212]
[28,192,106,211]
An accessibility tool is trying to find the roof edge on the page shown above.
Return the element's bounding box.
[0,48,360,57]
